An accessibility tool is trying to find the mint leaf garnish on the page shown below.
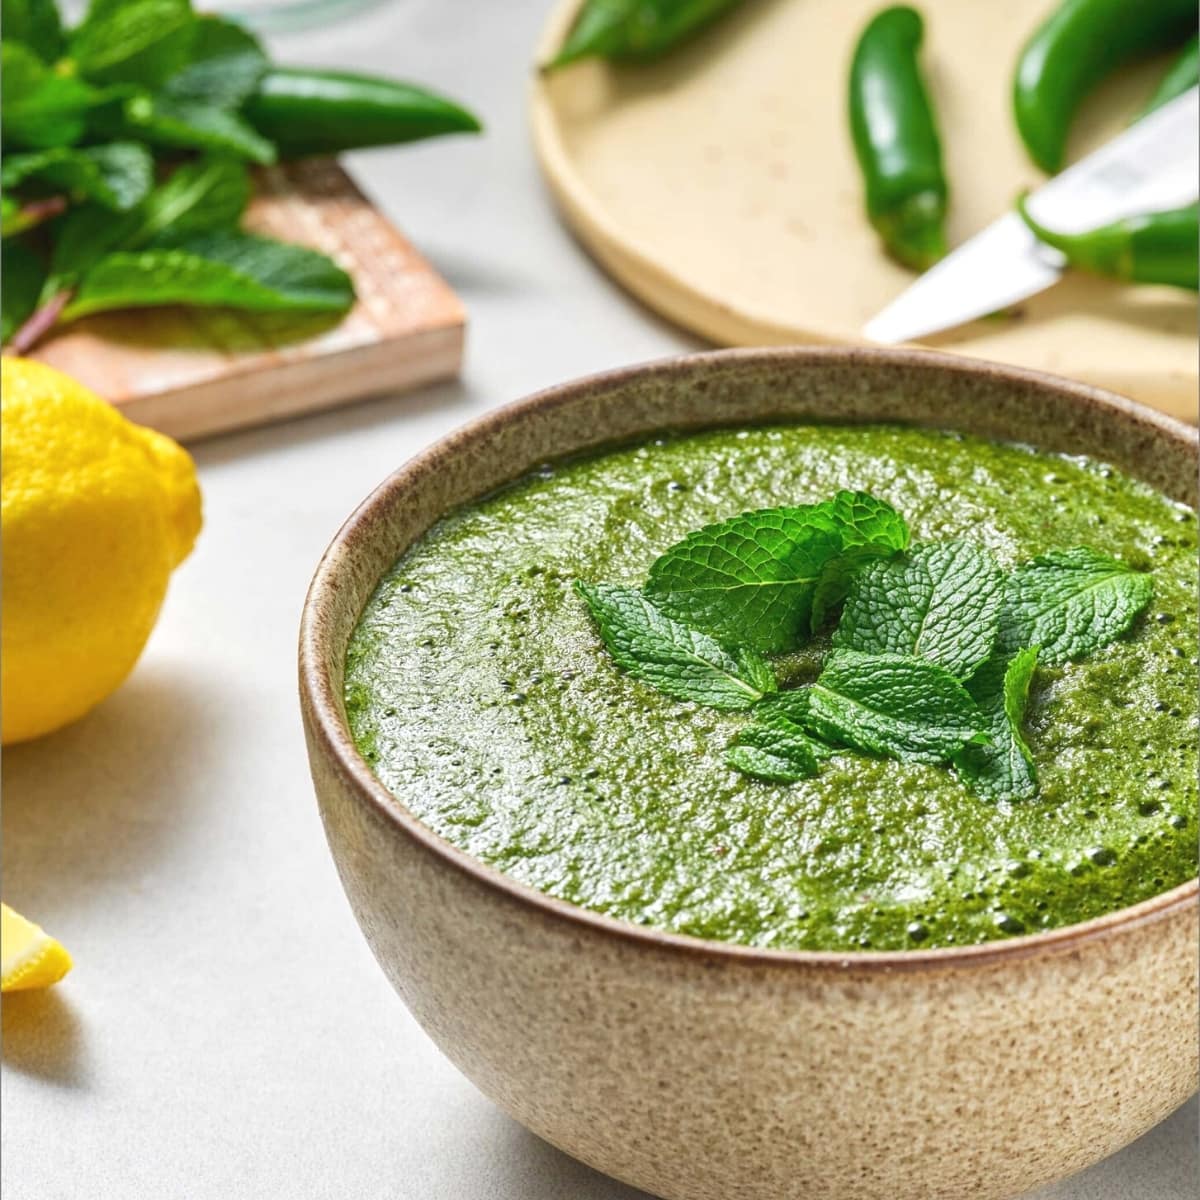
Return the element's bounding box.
[954,648,1039,802]
[728,691,843,780]
[823,489,912,552]
[726,718,821,782]
[1000,547,1153,665]
[644,507,842,653]
[645,491,907,654]
[809,491,911,631]
[834,541,1003,679]
[752,690,839,758]
[805,649,988,764]
[579,483,1154,805]
[576,581,776,711]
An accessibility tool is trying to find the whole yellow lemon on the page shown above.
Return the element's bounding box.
[1,358,202,744]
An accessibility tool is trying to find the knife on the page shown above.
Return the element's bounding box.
[863,87,1199,345]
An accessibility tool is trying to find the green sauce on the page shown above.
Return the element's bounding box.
[346,425,1198,952]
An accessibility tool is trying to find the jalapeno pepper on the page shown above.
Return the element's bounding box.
[242,69,481,159]
[545,0,744,70]
[1017,195,1198,291]
[1013,0,1197,173]
[849,6,947,271]
[1137,33,1199,120]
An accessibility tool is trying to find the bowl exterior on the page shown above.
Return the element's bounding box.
[301,348,1199,1200]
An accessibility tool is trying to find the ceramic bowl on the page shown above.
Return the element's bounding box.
[300,347,1198,1200]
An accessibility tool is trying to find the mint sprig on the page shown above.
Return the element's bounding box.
[577,489,1155,804]
[576,582,775,711]
[644,490,908,653]
[833,540,1003,680]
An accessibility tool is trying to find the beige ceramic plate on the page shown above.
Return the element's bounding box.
[531,0,1198,421]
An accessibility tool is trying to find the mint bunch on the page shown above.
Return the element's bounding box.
[0,0,351,350]
[578,491,1154,802]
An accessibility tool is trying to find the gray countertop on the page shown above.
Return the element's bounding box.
[2,2,1195,1196]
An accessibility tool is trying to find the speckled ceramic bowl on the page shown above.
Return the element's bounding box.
[300,347,1198,1200]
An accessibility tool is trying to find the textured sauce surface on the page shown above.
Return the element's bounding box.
[346,426,1198,951]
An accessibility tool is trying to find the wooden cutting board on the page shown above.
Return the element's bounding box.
[532,0,1198,422]
[30,158,465,441]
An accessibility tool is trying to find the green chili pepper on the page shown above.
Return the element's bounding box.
[242,69,481,159]
[1013,0,1197,173]
[849,6,947,271]
[545,0,744,70]
[1137,33,1199,120]
[1016,195,1198,291]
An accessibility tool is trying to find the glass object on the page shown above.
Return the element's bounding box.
[217,0,384,34]
[57,0,383,34]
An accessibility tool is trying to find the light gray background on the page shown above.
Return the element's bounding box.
[3,2,1196,1196]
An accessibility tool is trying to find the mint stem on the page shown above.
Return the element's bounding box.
[18,195,68,230]
[4,288,74,356]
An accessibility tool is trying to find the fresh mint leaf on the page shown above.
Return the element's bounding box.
[163,16,268,108]
[823,489,911,553]
[954,648,1039,802]
[734,691,842,779]
[2,0,65,63]
[726,719,820,782]
[752,690,838,758]
[805,648,987,764]
[645,506,841,652]
[645,491,906,654]
[809,491,911,630]
[1000,546,1153,665]
[46,158,250,289]
[1,40,96,148]
[133,157,251,243]
[106,93,277,165]
[1,238,46,342]
[576,581,776,711]
[2,142,154,211]
[61,230,356,320]
[833,540,1004,679]
[46,204,130,288]
[70,0,196,89]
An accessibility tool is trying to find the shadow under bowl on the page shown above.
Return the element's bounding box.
[300,346,1199,1200]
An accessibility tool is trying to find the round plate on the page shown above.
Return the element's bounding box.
[531,0,1197,421]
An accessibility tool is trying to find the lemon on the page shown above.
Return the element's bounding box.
[1,903,72,991]
[1,358,202,744]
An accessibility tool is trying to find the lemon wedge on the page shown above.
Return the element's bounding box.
[1,903,72,992]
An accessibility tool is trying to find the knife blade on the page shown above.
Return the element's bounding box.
[863,86,1199,345]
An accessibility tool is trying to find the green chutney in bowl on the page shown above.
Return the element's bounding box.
[344,422,1198,953]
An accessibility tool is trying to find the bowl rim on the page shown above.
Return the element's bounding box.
[300,345,1199,974]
